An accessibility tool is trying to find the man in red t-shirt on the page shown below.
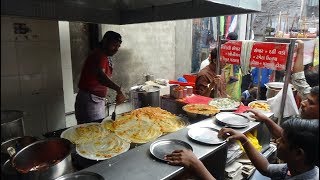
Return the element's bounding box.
[75,31,126,124]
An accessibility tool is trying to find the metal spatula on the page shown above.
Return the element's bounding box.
[111,102,117,121]
[111,84,121,121]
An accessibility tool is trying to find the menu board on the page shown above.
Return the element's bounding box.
[219,41,242,65]
[220,41,291,71]
[249,42,289,71]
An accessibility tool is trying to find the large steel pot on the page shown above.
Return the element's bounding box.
[130,85,160,109]
[1,136,38,166]
[265,82,295,99]
[1,110,25,142]
[7,138,74,180]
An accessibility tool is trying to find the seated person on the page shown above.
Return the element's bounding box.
[241,83,258,106]
[195,48,227,98]
[165,117,319,180]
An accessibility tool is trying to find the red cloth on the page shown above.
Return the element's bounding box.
[234,104,251,113]
[182,94,213,104]
[78,48,112,97]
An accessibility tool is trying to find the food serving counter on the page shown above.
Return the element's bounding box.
[77,117,260,180]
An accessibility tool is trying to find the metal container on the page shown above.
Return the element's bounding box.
[8,138,74,180]
[186,86,193,96]
[130,85,160,109]
[169,84,179,97]
[183,88,187,98]
[1,136,38,165]
[1,110,25,142]
[54,171,104,180]
[265,82,294,99]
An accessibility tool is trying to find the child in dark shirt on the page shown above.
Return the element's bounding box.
[241,83,258,106]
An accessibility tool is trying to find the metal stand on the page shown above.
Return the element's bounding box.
[215,35,224,98]
[278,39,296,124]
[257,68,262,100]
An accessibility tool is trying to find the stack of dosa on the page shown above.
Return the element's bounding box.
[103,107,186,143]
[61,123,130,160]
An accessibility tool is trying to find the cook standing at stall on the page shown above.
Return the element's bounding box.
[195,48,227,98]
[75,31,126,124]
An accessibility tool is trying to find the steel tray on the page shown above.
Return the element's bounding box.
[150,139,193,162]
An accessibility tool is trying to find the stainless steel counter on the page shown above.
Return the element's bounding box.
[79,117,260,180]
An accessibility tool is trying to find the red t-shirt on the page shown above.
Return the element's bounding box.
[78,48,113,97]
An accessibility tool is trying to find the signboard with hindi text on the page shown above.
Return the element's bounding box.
[219,40,242,65]
[249,42,289,71]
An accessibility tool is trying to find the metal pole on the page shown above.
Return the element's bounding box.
[257,68,262,100]
[214,35,222,98]
[249,13,255,40]
[216,35,222,75]
[213,16,222,98]
[278,39,296,124]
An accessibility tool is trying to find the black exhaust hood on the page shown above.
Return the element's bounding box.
[1,0,261,24]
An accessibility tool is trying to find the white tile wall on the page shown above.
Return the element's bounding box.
[0,76,22,109]
[1,17,15,42]
[15,42,44,75]
[1,17,66,137]
[19,73,45,105]
[21,105,47,136]
[9,17,60,42]
[1,42,18,76]
[45,95,66,132]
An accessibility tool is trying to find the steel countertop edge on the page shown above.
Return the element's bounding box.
[79,118,260,180]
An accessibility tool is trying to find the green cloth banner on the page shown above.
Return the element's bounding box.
[220,16,225,36]
[313,37,319,66]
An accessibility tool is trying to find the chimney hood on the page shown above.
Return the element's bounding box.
[1,0,261,24]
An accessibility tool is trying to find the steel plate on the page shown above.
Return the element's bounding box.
[248,100,271,113]
[150,139,193,161]
[215,112,249,128]
[208,98,240,111]
[188,127,226,145]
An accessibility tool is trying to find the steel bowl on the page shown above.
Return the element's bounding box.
[11,138,75,180]
[1,136,38,155]
[1,136,39,170]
